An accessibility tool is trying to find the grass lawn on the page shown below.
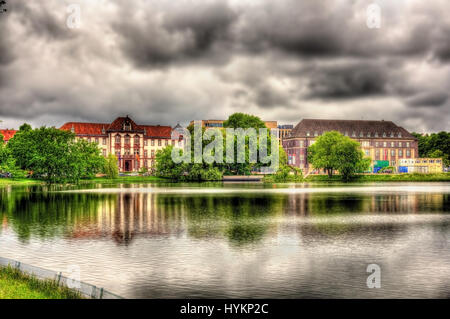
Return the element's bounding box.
[0,178,43,186]
[0,266,82,299]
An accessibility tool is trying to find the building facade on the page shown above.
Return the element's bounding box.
[398,158,443,173]
[278,124,293,141]
[60,116,180,172]
[189,119,278,129]
[283,119,418,172]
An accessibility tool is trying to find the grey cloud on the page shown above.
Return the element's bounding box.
[305,62,388,99]
[406,91,448,107]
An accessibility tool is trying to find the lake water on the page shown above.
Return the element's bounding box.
[0,182,449,298]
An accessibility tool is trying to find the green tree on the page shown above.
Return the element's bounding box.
[155,145,185,180]
[103,154,119,179]
[223,113,267,129]
[307,131,341,177]
[412,131,450,166]
[308,131,370,181]
[7,126,105,183]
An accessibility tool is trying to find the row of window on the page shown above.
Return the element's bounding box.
[81,136,178,147]
[306,131,403,138]
[285,140,412,148]
[373,149,412,158]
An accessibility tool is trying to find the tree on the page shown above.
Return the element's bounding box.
[103,154,119,179]
[412,131,450,166]
[223,113,267,129]
[307,131,341,177]
[308,131,370,181]
[7,126,105,183]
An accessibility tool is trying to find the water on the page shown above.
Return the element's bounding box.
[0,182,449,298]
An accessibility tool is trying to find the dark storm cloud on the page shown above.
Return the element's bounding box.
[113,1,237,67]
[0,0,449,132]
[406,91,448,107]
[305,62,388,99]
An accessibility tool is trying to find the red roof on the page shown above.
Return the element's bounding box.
[60,116,172,138]
[60,122,108,135]
[0,129,17,142]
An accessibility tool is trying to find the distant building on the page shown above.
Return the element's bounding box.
[0,129,17,143]
[398,158,443,173]
[278,124,293,140]
[189,119,278,129]
[60,116,181,172]
[283,119,418,172]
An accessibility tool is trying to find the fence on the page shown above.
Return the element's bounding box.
[0,256,123,299]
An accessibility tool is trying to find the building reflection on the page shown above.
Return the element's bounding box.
[1,186,448,245]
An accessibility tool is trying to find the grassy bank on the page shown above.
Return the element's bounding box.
[0,266,82,299]
[304,173,450,182]
[0,178,42,186]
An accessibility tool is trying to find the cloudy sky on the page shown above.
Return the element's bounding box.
[0,0,449,132]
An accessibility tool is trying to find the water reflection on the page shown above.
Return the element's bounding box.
[1,185,449,246]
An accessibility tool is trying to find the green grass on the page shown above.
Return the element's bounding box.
[0,178,42,186]
[0,266,83,299]
[304,172,450,182]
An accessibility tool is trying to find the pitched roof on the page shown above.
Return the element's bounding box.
[0,129,17,142]
[60,116,173,138]
[60,122,108,135]
[290,119,415,139]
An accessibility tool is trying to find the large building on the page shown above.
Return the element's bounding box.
[283,119,418,172]
[60,116,180,172]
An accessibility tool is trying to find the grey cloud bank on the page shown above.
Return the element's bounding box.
[0,0,449,132]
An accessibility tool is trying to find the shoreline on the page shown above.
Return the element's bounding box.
[0,172,449,187]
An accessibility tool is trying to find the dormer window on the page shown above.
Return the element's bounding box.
[390,132,394,137]
[359,132,363,137]
[345,131,348,136]
[115,135,121,144]
[398,132,402,138]
[382,132,386,137]
[352,131,356,137]
[123,121,132,131]
[367,132,371,137]
[102,126,106,134]
[306,131,310,137]
[314,131,318,137]
[375,132,378,137]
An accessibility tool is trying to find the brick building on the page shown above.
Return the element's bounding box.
[283,119,418,172]
[60,116,180,172]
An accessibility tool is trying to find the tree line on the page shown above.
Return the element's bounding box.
[0,124,118,183]
[412,131,449,167]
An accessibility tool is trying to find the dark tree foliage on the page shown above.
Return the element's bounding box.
[412,131,450,166]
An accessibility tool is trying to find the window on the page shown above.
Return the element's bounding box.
[151,139,155,146]
[115,135,121,143]
[406,142,410,147]
[151,150,155,157]
[144,150,147,157]
[144,139,148,146]
[87,137,91,142]
[391,149,395,156]
[165,140,168,146]
[124,135,130,145]
[134,136,140,145]
[123,121,131,131]
[383,142,387,147]
[95,138,99,144]
[359,132,363,137]
[391,142,394,147]
[375,149,380,159]
[365,150,370,156]
[299,140,304,147]
[103,138,107,145]
[406,149,411,157]
[375,142,379,147]
[344,131,348,136]
[398,142,402,147]
[367,132,371,137]
[306,131,310,137]
[102,149,106,156]
[362,141,370,147]
[352,131,356,137]
[390,132,394,137]
[314,131,318,137]
[399,150,403,157]
[375,132,379,137]
[158,140,161,146]
[398,132,402,138]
